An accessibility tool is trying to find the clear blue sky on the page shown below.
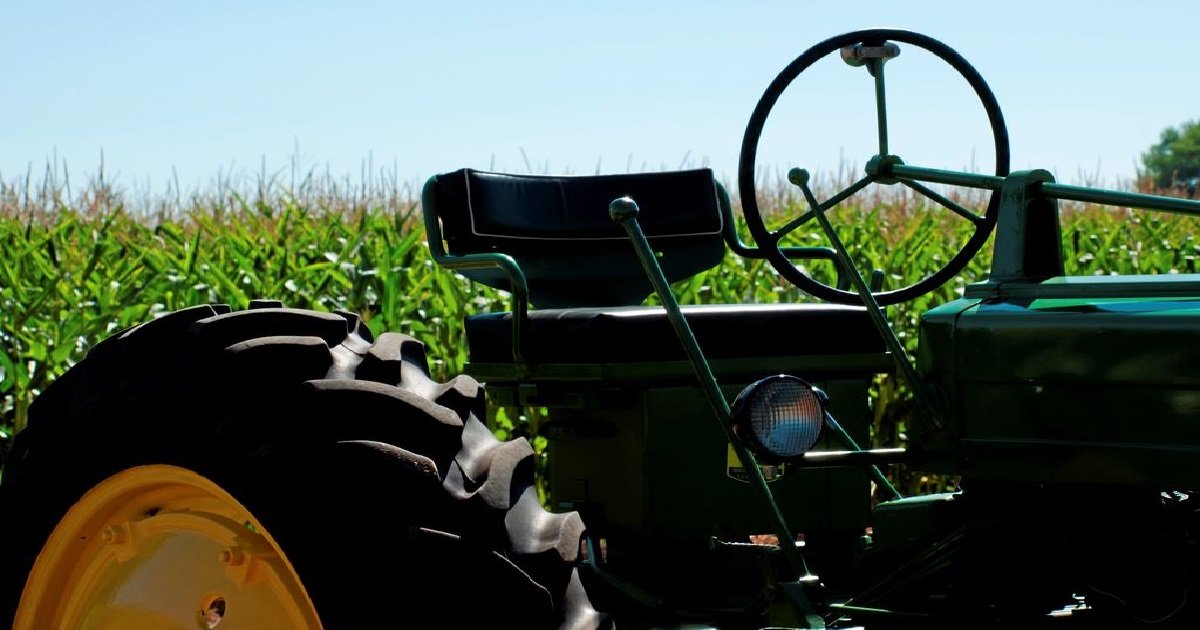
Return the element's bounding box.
[3,1,1197,197]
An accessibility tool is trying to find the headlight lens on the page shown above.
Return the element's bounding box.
[732,375,825,461]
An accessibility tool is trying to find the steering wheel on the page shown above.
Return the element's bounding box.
[738,29,1010,305]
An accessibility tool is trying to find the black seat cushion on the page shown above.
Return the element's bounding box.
[427,168,727,309]
[465,303,885,363]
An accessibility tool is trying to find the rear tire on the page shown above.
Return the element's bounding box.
[0,303,602,628]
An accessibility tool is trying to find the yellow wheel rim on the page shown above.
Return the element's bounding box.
[15,464,323,629]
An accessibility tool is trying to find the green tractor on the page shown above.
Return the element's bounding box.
[4,28,1200,628]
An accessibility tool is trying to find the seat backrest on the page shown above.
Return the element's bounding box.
[423,168,727,308]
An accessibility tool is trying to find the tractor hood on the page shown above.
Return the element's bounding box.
[917,274,1200,488]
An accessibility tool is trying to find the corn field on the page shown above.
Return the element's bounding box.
[2,170,1197,491]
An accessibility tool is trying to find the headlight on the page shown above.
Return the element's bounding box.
[731,375,825,462]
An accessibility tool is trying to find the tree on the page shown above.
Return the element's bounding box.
[1142,120,1200,194]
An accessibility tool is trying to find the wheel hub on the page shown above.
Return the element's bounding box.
[15,465,322,629]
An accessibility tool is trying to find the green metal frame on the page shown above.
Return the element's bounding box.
[421,181,532,370]
[424,168,895,626]
[423,28,1200,627]
[608,197,814,584]
[733,30,1200,626]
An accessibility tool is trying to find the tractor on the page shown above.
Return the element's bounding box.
[5,28,1200,629]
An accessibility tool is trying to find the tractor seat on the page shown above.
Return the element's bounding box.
[465,303,883,364]
[422,167,884,370]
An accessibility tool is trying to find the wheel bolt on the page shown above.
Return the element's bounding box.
[218,548,245,566]
[100,526,125,545]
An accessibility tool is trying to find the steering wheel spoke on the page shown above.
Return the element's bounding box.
[770,211,815,243]
[820,175,876,213]
[738,29,1009,306]
[770,174,876,244]
[900,179,988,225]
[872,57,891,157]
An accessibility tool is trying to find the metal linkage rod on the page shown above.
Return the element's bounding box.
[771,174,875,242]
[789,168,946,432]
[889,162,1200,217]
[608,197,812,582]
[823,412,903,500]
[1041,181,1200,216]
[887,163,1004,190]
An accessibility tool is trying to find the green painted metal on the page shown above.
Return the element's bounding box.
[989,169,1065,284]
[466,353,894,386]
[607,196,812,582]
[871,59,890,156]
[867,492,959,553]
[883,161,1200,217]
[723,177,848,275]
[420,27,1200,629]
[740,29,1009,308]
[544,376,873,626]
[789,168,945,435]
[821,412,902,500]
[423,169,890,625]
[885,162,1005,189]
[964,273,1200,300]
[769,174,875,245]
[760,30,1200,624]
[1043,180,1200,216]
[904,141,1200,489]
[421,179,531,370]
[538,379,875,534]
[923,293,1200,485]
